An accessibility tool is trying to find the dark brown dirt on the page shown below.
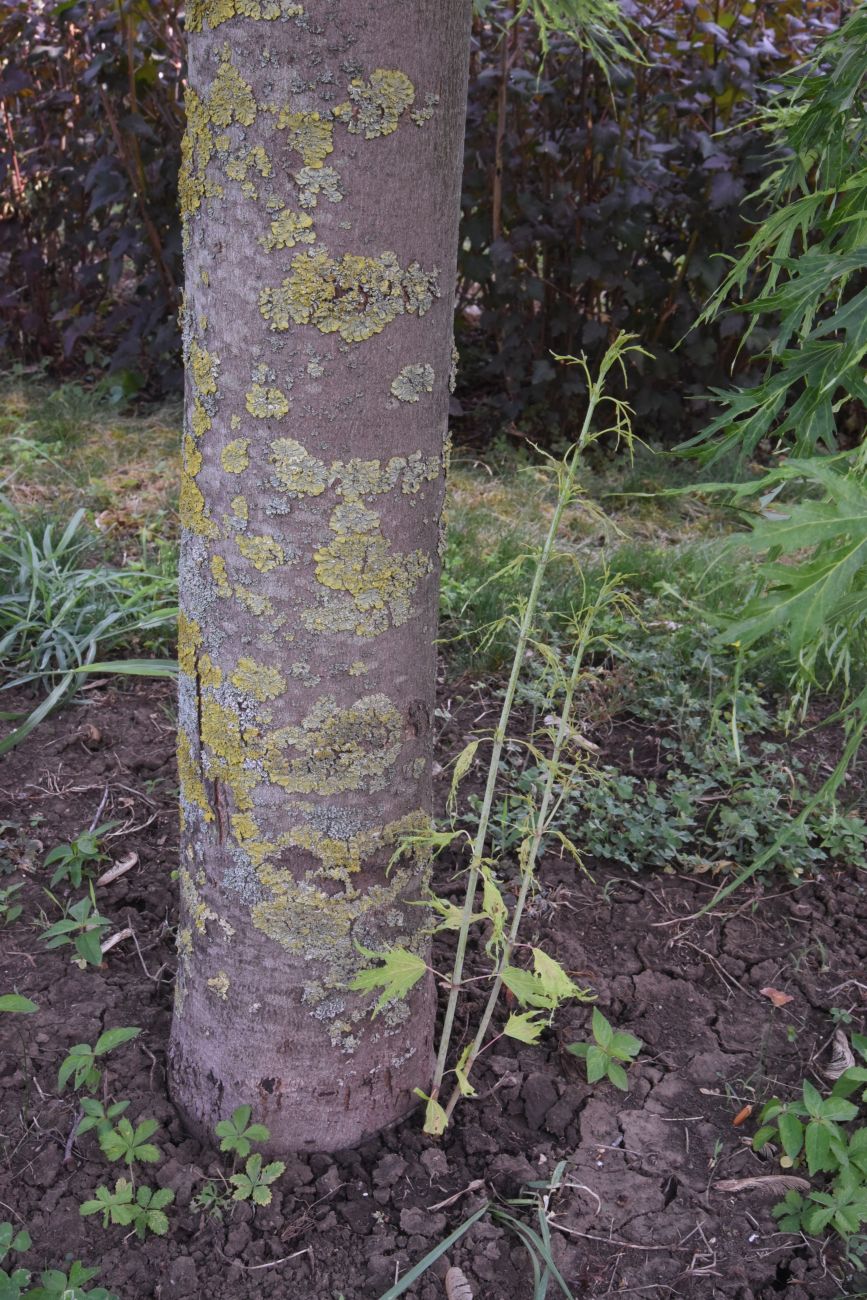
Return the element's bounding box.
[0,678,865,1300]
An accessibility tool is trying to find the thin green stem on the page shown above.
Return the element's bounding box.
[443,599,600,1119]
[429,390,601,1105]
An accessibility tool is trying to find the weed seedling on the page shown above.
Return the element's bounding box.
[752,1030,867,1256]
[567,1009,642,1091]
[215,1104,270,1158]
[98,1117,162,1169]
[0,882,24,926]
[0,1221,31,1296]
[229,1153,286,1206]
[58,1026,140,1093]
[193,1105,278,1217]
[77,1098,130,1139]
[190,1180,232,1221]
[43,823,118,890]
[25,1262,116,1299]
[80,1179,173,1239]
[40,890,111,967]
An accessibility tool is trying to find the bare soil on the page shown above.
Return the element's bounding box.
[0,678,865,1300]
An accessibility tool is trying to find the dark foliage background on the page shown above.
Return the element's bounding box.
[0,0,839,437]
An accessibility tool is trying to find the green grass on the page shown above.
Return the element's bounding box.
[0,372,180,548]
[0,374,804,705]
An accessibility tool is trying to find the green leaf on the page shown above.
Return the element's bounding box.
[607,1062,629,1091]
[586,1045,608,1085]
[143,1209,170,1235]
[348,945,426,1016]
[505,1011,546,1044]
[802,1079,823,1118]
[448,739,479,815]
[0,995,37,1015]
[591,1007,614,1051]
[454,1043,477,1098]
[778,1112,805,1161]
[480,869,507,952]
[805,1121,832,1176]
[611,1030,643,1060]
[94,1026,140,1056]
[414,1089,447,1136]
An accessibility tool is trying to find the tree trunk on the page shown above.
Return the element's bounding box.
[169,0,471,1152]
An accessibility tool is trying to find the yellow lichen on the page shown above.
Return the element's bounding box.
[191,399,212,441]
[260,208,315,251]
[199,653,223,689]
[186,0,303,29]
[207,971,231,1000]
[221,438,250,473]
[177,612,202,677]
[210,554,232,597]
[348,660,369,676]
[310,517,431,637]
[236,533,285,572]
[190,342,218,396]
[245,385,290,419]
[179,89,220,229]
[275,110,334,168]
[230,495,249,522]
[177,728,213,821]
[259,693,402,797]
[183,434,203,477]
[230,657,287,701]
[200,697,256,811]
[208,47,257,129]
[180,467,219,539]
[333,69,415,139]
[270,438,328,496]
[260,248,439,344]
[233,584,275,617]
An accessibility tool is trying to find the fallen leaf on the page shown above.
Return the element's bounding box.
[824,1028,855,1080]
[760,987,793,1008]
[732,1104,753,1127]
[715,1175,809,1194]
[445,1266,473,1300]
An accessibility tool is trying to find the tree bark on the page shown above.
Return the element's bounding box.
[169,0,471,1152]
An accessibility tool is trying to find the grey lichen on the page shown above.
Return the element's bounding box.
[390,363,434,404]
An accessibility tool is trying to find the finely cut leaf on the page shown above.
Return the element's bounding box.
[349,945,426,1016]
[504,1011,546,1044]
[448,740,479,815]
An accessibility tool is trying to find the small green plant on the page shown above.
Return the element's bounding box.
[229,1153,286,1207]
[752,1032,867,1259]
[190,1179,232,1221]
[0,1221,31,1299]
[80,1179,173,1239]
[0,882,24,926]
[58,1026,140,1093]
[98,1117,161,1169]
[40,891,111,967]
[215,1104,270,1158]
[77,1098,130,1140]
[43,823,118,890]
[24,1262,115,1300]
[567,1009,642,1091]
